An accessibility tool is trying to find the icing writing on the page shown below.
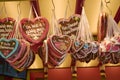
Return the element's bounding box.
[0,24,14,37]
[53,36,70,51]
[61,22,78,30]
[60,21,78,35]
[0,42,15,50]
[23,22,45,40]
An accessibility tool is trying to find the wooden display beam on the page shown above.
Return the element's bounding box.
[75,0,85,14]
[114,6,120,23]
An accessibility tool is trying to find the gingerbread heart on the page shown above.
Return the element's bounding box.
[111,35,120,45]
[19,17,49,43]
[49,35,72,54]
[0,38,19,59]
[48,47,66,59]
[91,41,99,54]
[80,42,93,55]
[58,14,80,39]
[111,45,120,52]
[0,17,15,39]
[72,40,84,53]
[6,39,27,63]
[48,53,66,66]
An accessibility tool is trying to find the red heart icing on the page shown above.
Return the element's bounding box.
[111,45,120,52]
[58,14,80,39]
[49,35,72,54]
[19,17,49,44]
[0,17,15,39]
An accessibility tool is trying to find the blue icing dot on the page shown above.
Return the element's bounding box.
[75,41,79,47]
[84,43,89,49]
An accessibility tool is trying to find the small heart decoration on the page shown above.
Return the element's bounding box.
[111,45,120,52]
[105,42,113,52]
[0,38,19,59]
[72,40,84,53]
[58,14,80,39]
[49,35,72,54]
[91,41,99,54]
[19,17,49,43]
[0,17,15,39]
[80,42,93,55]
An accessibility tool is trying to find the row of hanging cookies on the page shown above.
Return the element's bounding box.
[38,6,120,68]
[0,1,120,70]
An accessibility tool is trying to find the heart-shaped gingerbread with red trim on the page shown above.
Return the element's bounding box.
[49,35,72,54]
[0,17,15,39]
[19,17,49,44]
[58,14,80,39]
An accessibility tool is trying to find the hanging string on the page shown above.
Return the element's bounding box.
[100,0,104,12]
[106,15,120,38]
[64,0,73,20]
[51,0,55,11]
[32,4,39,18]
[64,0,69,19]
[13,1,22,39]
[28,3,39,20]
[44,0,56,64]
[28,5,32,20]
[105,0,112,15]
[45,40,48,64]
[0,3,4,16]
[3,2,8,22]
[51,0,61,35]
[77,7,93,42]
[100,0,112,14]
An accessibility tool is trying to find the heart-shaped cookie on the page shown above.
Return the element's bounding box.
[111,45,120,52]
[19,17,49,44]
[0,38,19,59]
[80,42,93,55]
[48,53,66,66]
[6,39,27,63]
[72,40,84,53]
[111,35,120,45]
[48,39,65,57]
[12,41,30,68]
[48,47,66,59]
[91,41,99,54]
[58,14,80,39]
[49,35,72,54]
[0,17,15,39]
